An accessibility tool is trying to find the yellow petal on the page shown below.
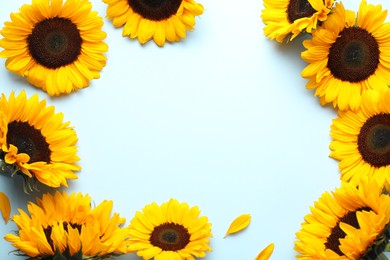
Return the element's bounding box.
[255,243,274,260]
[0,192,11,223]
[224,213,251,237]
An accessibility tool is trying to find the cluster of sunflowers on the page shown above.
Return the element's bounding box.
[4,193,214,260]
[0,0,277,259]
[0,0,217,259]
[263,0,390,258]
[0,92,214,259]
[0,0,203,96]
[2,0,390,258]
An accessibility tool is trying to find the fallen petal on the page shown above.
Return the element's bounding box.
[224,213,251,237]
[0,192,11,223]
[255,243,274,260]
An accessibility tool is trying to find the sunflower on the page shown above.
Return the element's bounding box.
[103,0,204,46]
[5,191,128,259]
[261,0,334,42]
[0,91,80,189]
[329,89,390,189]
[127,198,212,259]
[301,1,390,111]
[294,177,390,259]
[0,0,108,96]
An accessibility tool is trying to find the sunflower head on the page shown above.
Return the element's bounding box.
[261,0,334,42]
[0,0,108,96]
[5,191,129,259]
[295,177,390,258]
[103,0,204,46]
[0,91,80,190]
[330,89,390,189]
[127,198,212,259]
[301,0,390,111]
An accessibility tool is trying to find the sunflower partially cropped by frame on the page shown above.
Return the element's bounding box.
[5,191,128,259]
[127,198,212,259]
[261,0,334,42]
[0,91,80,190]
[0,0,108,96]
[330,89,390,189]
[301,0,390,111]
[295,178,390,259]
[103,0,204,46]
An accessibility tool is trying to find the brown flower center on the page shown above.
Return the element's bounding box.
[327,27,380,82]
[358,113,390,167]
[7,121,51,163]
[127,0,182,21]
[287,0,316,23]
[150,222,190,251]
[325,207,372,255]
[27,17,82,69]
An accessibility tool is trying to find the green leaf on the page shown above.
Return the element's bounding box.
[385,242,390,252]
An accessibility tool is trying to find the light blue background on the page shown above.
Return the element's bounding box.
[0,0,388,259]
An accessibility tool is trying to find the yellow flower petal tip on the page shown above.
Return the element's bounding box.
[224,213,251,237]
[0,192,11,223]
[255,243,274,260]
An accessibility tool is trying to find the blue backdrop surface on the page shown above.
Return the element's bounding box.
[0,0,388,259]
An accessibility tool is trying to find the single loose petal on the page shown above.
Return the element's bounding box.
[0,192,11,223]
[255,243,274,260]
[224,214,251,237]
